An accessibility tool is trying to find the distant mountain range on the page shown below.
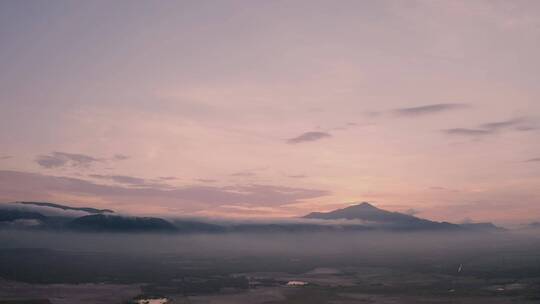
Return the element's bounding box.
[0,209,46,222]
[0,201,502,233]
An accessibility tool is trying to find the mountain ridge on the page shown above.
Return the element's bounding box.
[1,201,502,233]
[68,214,177,232]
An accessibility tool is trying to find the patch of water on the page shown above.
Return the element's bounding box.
[137,298,168,304]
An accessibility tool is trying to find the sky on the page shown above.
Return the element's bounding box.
[0,0,539,225]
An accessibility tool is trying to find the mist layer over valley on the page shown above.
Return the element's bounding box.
[1,202,540,303]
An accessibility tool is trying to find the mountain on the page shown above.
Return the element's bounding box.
[68,214,177,232]
[16,202,114,214]
[0,209,46,222]
[1,202,212,233]
[303,202,461,231]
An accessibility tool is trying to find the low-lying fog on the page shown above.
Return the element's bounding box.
[2,229,539,259]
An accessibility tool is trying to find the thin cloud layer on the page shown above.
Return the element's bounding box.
[479,117,531,130]
[525,158,540,162]
[113,154,130,161]
[443,117,537,137]
[196,178,218,183]
[89,174,148,186]
[287,131,332,144]
[36,152,103,169]
[443,128,493,137]
[0,170,330,210]
[35,152,131,169]
[230,171,257,177]
[393,103,468,116]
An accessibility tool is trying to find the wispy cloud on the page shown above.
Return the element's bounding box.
[329,122,368,131]
[196,178,218,183]
[393,103,468,117]
[89,174,147,186]
[364,111,382,118]
[479,117,530,130]
[525,157,540,162]
[286,123,367,145]
[113,154,130,161]
[35,152,131,169]
[404,208,420,216]
[36,152,103,169]
[89,174,174,190]
[428,186,459,193]
[287,131,332,144]
[429,186,449,191]
[443,117,537,138]
[230,171,257,177]
[0,155,12,160]
[288,174,307,179]
[442,128,493,137]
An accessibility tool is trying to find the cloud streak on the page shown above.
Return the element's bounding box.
[393,103,468,117]
[442,128,493,136]
[443,117,537,138]
[287,131,332,144]
[113,154,130,161]
[196,178,217,183]
[36,152,103,169]
[479,117,530,130]
[230,171,257,177]
[89,174,150,186]
[35,152,131,169]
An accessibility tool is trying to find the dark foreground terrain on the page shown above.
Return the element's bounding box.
[1,230,540,303]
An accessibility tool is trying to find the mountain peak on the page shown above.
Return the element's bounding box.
[303,202,462,231]
[352,202,377,209]
[303,202,394,221]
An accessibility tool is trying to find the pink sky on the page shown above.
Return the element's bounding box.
[1,1,539,225]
